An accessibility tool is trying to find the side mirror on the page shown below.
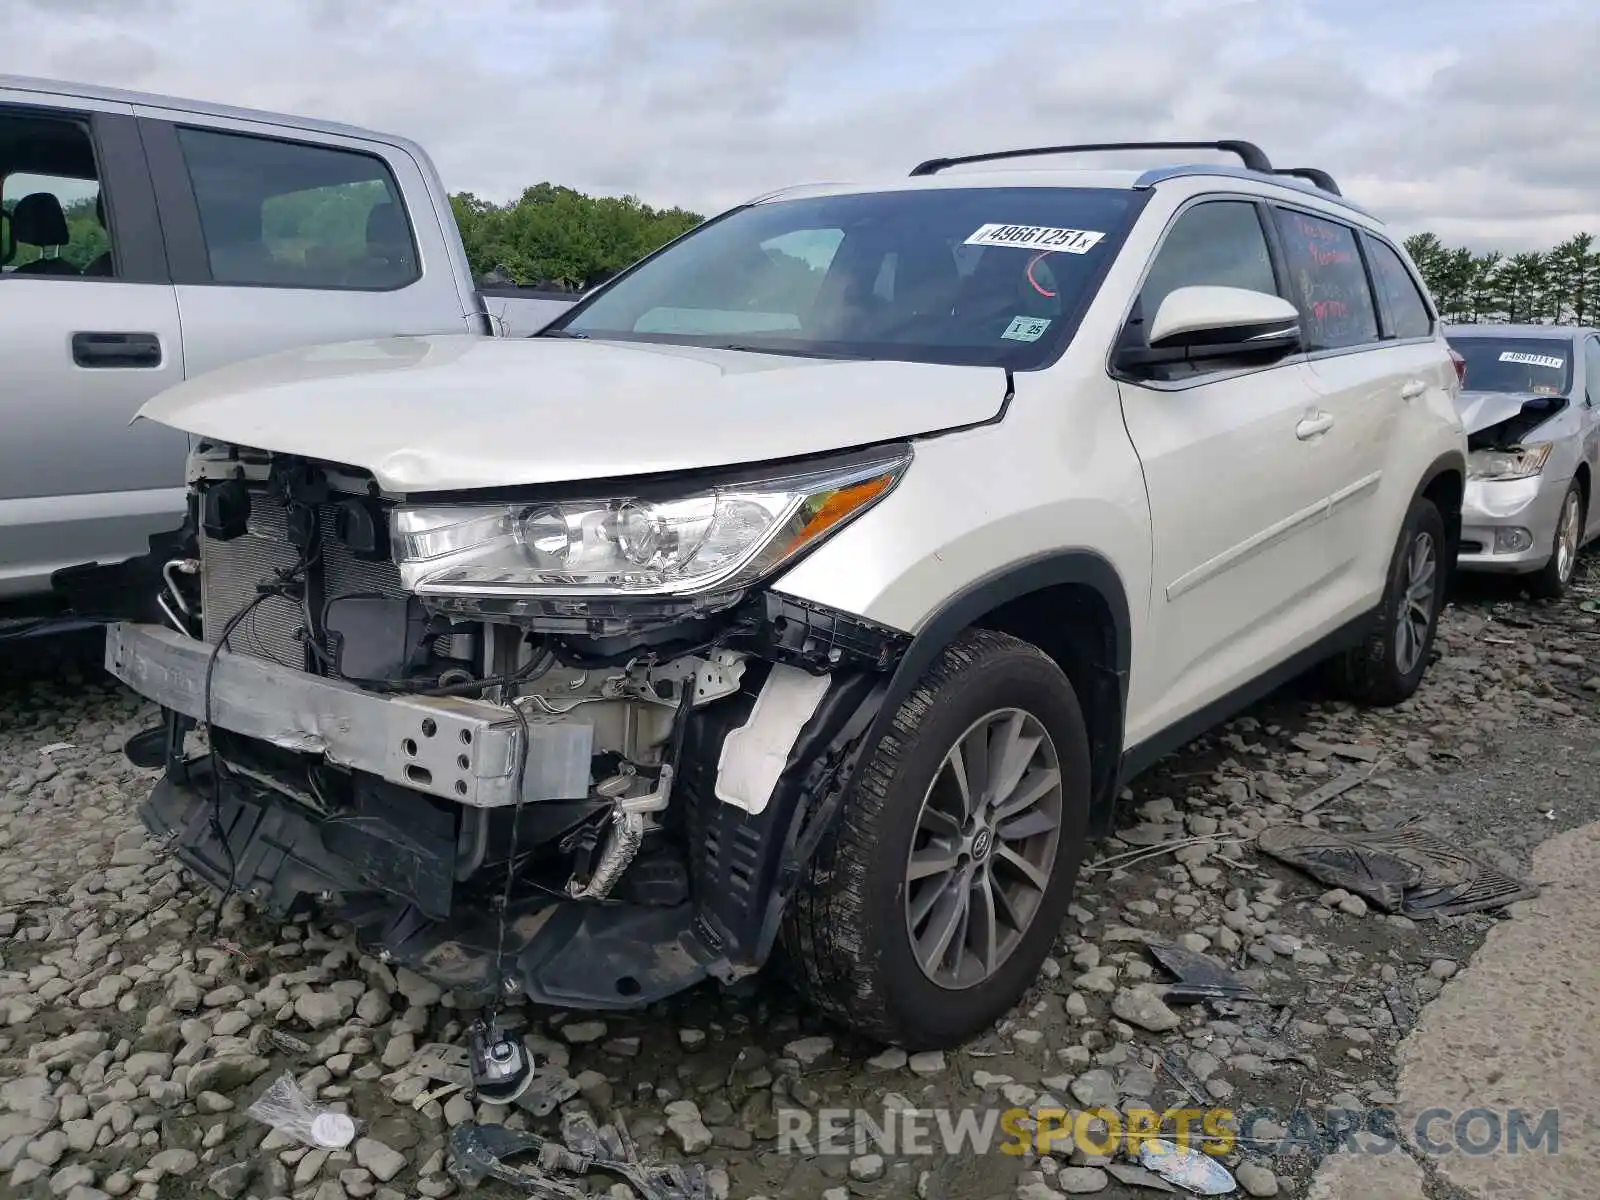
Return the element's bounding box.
[1116,286,1302,373]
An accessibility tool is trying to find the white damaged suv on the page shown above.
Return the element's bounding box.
[96,140,1466,1049]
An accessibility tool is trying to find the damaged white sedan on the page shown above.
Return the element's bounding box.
[81,141,1468,1050]
[1447,325,1600,597]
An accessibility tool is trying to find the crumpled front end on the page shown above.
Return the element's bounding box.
[110,442,911,1009]
[1456,390,1573,574]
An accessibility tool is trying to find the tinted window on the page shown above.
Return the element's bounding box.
[1366,238,1433,339]
[1271,209,1379,350]
[1139,200,1278,317]
[1588,337,1600,405]
[176,127,416,289]
[550,187,1137,369]
[1448,336,1575,395]
[0,111,114,278]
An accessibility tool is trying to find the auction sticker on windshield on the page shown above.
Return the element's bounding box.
[965,224,1105,253]
[1500,351,1565,370]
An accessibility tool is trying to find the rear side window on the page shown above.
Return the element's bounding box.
[1588,337,1600,404]
[175,127,417,290]
[1366,238,1433,339]
[1271,209,1379,351]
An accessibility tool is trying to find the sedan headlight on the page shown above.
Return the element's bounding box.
[392,448,912,598]
[1468,442,1551,481]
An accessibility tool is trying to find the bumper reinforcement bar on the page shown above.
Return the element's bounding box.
[104,622,591,807]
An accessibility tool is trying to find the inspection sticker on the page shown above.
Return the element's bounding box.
[1002,315,1052,342]
[965,224,1105,253]
[1499,351,1565,370]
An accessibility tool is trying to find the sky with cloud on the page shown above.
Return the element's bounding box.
[1,0,1594,250]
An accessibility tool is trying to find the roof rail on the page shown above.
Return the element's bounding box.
[1131,165,1373,218]
[908,140,1273,177]
[1272,167,1341,196]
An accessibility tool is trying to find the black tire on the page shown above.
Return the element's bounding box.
[1527,481,1584,600]
[782,628,1092,1049]
[1328,495,1447,706]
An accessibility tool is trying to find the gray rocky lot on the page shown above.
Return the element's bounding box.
[1,561,1596,1200]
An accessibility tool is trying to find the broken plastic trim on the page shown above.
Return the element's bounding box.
[449,1117,707,1200]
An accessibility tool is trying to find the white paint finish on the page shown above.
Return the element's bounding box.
[713,665,832,814]
[136,334,1008,492]
[770,365,1155,653]
[1115,359,1352,744]
[1146,285,1298,346]
[1307,340,1454,600]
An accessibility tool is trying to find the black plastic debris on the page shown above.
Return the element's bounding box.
[1146,941,1261,1004]
[1256,823,1537,918]
[449,1116,707,1200]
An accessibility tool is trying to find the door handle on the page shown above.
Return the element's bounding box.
[1296,412,1335,440]
[1400,379,1428,401]
[72,332,162,369]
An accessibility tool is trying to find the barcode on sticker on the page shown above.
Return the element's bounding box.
[1499,351,1565,370]
[965,224,1105,254]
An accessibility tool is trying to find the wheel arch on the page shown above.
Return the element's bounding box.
[1416,450,1465,579]
[850,550,1133,838]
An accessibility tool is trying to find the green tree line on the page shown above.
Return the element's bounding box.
[451,184,703,290]
[1404,232,1600,326]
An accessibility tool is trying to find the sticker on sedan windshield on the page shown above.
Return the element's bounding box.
[965,224,1105,254]
[1002,316,1052,342]
[1499,351,1565,370]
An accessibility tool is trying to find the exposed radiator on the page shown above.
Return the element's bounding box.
[201,493,405,668]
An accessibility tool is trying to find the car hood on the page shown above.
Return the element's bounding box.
[1455,389,1556,436]
[136,333,1008,493]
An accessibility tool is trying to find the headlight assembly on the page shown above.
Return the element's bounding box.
[1468,442,1551,481]
[392,447,912,598]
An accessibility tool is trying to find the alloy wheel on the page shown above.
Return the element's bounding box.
[1556,491,1582,585]
[1395,530,1437,676]
[904,708,1064,990]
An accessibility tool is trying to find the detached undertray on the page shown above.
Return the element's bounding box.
[1255,823,1537,918]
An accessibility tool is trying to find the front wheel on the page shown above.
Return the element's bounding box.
[1328,495,1447,707]
[1527,481,1584,600]
[783,629,1091,1049]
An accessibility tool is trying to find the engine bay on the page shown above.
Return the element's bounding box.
[125,443,911,1006]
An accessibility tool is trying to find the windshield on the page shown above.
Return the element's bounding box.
[544,187,1138,369]
[1447,335,1574,396]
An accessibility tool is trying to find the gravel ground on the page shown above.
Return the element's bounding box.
[2,557,1597,1200]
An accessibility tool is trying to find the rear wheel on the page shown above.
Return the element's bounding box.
[783,629,1091,1049]
[1527,482,1584,600]
[1328,495,1446,706]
